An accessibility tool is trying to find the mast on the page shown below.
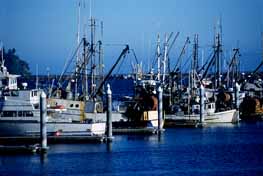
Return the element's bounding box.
[157,34,161,81]
[99,21,104,78]
[193,34,199,73]
[75,2,81,100]
[214,18,223,89]
[83,37,89,100]
[0,41,4,69]
[90,17,96,96]
[36,64,39,89]
[0,41,3,65]
[162,34,168,84]
[191,34,198,91]
[262,32,263,62]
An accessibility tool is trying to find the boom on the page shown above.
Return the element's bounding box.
[93,45,130,97]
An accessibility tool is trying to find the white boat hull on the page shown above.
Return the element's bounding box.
[0,121,106,137]
[166,109,239,123]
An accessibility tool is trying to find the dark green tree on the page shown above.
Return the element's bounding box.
[2,48,31,77]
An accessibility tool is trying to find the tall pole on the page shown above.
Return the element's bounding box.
[215,17,223,88]
[0,41,3,65]
[90,17,96,96]
[191,34,199,91]
[83,37,89,100]
[157,86,163,133]
[234,82,240,123]
[193,34,199,72]
[75,2,81,100]
[157,34,161,81]
[261,32,263,62]
[99,21,104,78]
[36,64,39,89]
[197,85,206,128]
[106,84,113,142]
[234,82,240,110]
[162,34,168,83]
[40,91,48,152]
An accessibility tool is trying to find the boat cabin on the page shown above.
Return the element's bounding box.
[0,65,20,91]
[206,102,216,114]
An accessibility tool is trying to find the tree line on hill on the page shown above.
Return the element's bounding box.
[1,48,31,77]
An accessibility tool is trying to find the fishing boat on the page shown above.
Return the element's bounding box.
[166,102,238,125]
[165,30,240,126]
[45,4,163,133]
[45,6,109,134]
[0,46,105,138]
[114,76,164,133]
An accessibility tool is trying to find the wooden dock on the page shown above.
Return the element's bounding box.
[0,135,106,145]
[0,144,39,155]
[113,128,160,134]
[164,119,199,128]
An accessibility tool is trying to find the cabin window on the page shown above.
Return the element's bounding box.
[0,111,34,117]
[31,91,37,97]
[2,111,17,117]
[18,111,23,117]
[208,104,212,109]
[24,111,34,117]
[70,104,74,108]
[11,91,19,96]
[34,104,39,109]
[2,79,7,86]
[3,91,11,96]
[75,104,79,108]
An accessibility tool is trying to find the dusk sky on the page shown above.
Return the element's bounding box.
[0,0,262,74]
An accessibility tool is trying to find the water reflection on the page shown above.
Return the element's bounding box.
[0,123,262,176]
[106,142,112,152]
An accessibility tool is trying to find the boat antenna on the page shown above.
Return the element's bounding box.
[162,33,168,83]
[89,0,92,19]
[36,64,39,89]
[77,2,81,61]
[157,34,161,81]
[0,41,3,66]
[75,1,81,100]
[46,67,50,97]
[261,32,263,62]
[99,21,104,78]
[82,0,87,38]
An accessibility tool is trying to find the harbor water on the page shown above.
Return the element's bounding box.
[0,122,263,176]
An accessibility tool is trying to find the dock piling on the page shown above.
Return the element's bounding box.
[106,84,113,142]
[157,86,163,133]
[235,83,240,109]
[234,82,240,123]
[197,85,206,128]
[39,91,48,153]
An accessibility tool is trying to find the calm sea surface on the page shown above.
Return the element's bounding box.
[0,122,263,176]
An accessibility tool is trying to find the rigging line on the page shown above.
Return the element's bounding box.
[167,32,174,44]
[129,49,139,65]
[104,44,128,46]
[181,54,193,73]
[151,48,159,68]
[114,54,126,75]
[172,37,190,72]
[167,32,180,54]
[58,40,84,84]
[197,51,214,73]
[201,51,217,81]
[59,43,91,89]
